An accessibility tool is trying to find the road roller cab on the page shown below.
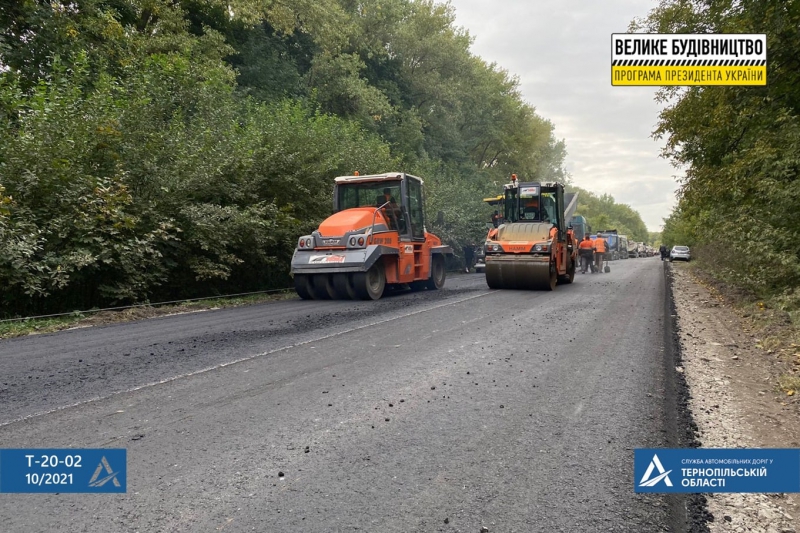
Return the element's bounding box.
[483,176,578,290]
[291,172,453,300]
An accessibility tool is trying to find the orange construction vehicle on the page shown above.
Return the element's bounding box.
[483,175,578,290]
[290,172,453,300]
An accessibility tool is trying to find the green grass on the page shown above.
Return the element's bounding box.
[778,374,800,394]
[0,314,88,339]
[0,290,295,339]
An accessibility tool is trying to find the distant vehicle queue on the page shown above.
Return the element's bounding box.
[569,220,656,260]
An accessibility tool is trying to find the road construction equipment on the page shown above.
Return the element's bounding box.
[595,229,622,260]
[569,215,591,242]
[628,240,640,258]
[290,172,453,300]
[483,175,578,290]
[618,235,629,260]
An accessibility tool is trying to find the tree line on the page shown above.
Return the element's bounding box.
[0,0,651,317]
[637,0,800,308]
[0,0,572,316]
[569,186,650,244]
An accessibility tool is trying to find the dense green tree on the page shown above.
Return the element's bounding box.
[569,186,650,243]
[637,0,800,301]
[0,0,591,316]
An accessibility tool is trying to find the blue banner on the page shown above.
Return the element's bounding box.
[635,448,800,493]
[0,449,126,493]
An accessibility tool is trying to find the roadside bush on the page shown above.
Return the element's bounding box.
[0,53,395,316]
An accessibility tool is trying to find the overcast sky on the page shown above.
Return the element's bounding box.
[447,0,681,231]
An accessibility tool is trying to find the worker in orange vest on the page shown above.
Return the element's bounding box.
[578,234,594,273]
[521,199,539,220]
[593,235,608,273]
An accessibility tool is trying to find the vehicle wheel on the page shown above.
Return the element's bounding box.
[669,258,673,262]
[558,257,575,284]
[353,263,386,300]
[332,273,357,299]
[324,275,339,298]
[425,256,446,290]
[294,275,313,300]
[545,261,557,290]
[309,274,333,300]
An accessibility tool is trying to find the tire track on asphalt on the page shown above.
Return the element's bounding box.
[0,290,499,429]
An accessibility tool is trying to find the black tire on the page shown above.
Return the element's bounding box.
[425,255,446,290]
[558,257,576,284]
[353,263,386,300]
[332,273,357,299]
[309,274,332,300]
[294,274,313,300]
[542,261,557,291]
[324,275,339,298]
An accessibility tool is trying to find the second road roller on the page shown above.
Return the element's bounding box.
[483,175,578,290]
[290,172,453,300]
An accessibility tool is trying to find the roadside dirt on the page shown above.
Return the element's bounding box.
[671,263,800,533]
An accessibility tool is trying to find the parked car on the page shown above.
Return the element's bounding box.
[670,245,691,262]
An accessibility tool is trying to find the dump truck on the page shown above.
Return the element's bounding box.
[569,215,591,242]
[618,235,629,260]
[595,229,622,260]
[483,175,578,290]
[290,172,453,300]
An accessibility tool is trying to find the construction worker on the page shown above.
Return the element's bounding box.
[522,199,539,220]
[462,244,475,273]
[377,187,402,230]
[491,210,501,228]
[578,234,594,273]
[377,187,397,208]
[594,235,608,273]
[659,244,668,261]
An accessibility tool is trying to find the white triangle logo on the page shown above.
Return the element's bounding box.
[639,454,673,487]
[88,456,121,488]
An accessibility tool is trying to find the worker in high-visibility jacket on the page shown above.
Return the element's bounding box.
[578,234,594,273]
[593,235,608,273]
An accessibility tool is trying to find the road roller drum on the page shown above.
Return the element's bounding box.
[485,256,556,290]
[480,175,577,292]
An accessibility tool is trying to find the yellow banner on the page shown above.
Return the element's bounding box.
[611,66,766,86]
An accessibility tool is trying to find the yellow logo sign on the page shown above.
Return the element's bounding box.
[612,34,766,86]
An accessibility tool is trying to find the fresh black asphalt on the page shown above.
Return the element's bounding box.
[0,259,704,532]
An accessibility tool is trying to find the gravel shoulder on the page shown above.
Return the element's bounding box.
[671,263,800,533]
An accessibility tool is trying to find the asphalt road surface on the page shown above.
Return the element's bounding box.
[0,258,692,532]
